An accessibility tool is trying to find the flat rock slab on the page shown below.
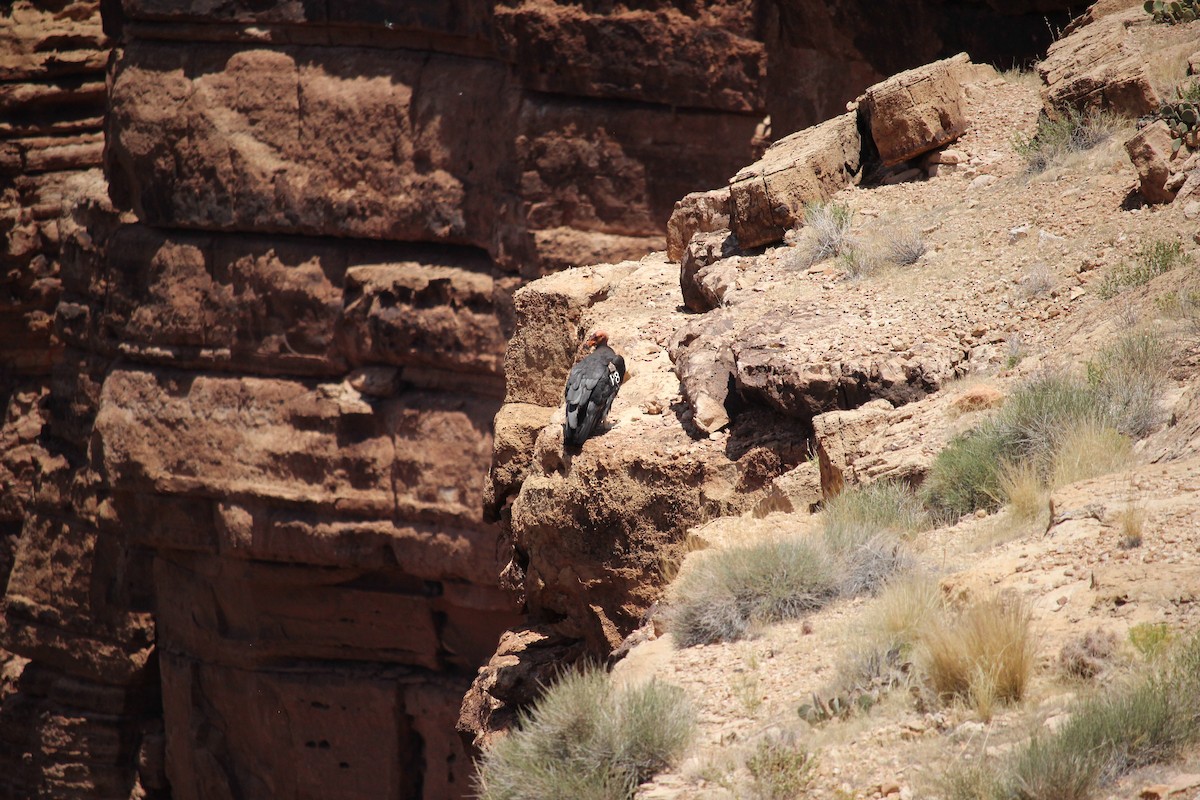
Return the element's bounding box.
[1038,7,1159,116]
[859,53,972,167]
[730,309,967,420]
[729,111,862,249]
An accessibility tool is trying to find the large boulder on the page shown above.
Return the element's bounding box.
[858,53,973,167]
[679,228,743,313]
[728,111,862,249]
[670,312,737,434]
[1125,121,1188,204]
[1038,6,1159,117]
[667,187,732,263]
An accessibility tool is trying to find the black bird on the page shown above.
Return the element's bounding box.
[563,330,626,446]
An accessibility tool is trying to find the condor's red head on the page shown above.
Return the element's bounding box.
[584,330,610,349]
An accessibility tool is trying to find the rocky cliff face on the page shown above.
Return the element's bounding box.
[0,1,1083,798]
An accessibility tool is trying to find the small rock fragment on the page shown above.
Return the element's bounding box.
[346,366,400,397]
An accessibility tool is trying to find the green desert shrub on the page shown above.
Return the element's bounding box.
[1129,622,1174,660]
[475,669,695,800]
[1098,238,1194,299]
[921,425,1015,520]
[745,734,816,800]
[1014,108,1123,173]
[1089,329,1174,437]
[921,339,1170,520]
[669,537,838,646]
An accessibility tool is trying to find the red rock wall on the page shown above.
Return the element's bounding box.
[0,1,1079,798]
[0,5,155,797]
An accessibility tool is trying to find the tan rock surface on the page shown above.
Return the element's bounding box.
[729,112,863,249]
[1038,6,1160,116]
[667,188,733,264]
[858,54,972,167]
[478,35,1200,797]
[1125,121,1186,204]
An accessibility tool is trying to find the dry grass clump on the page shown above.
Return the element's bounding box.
[475,669,695,800]
[831,574,942,700]
[917,594,1036,720]
[921,370,1115,519]
[871,572,945,647]
[824,481,927,542]
[1013,108,1125,173]
[800,201,853,265]
[885,226,927,266]
[936,630,1200,800]
[1059,628,1119,680]
[835,225,926,279]
[824,583,1033,724]
[670,483,930,647]
[823,481,926,596]
[997,460,1046,521]
[838,244,883,278]
[668,537,837,647]
[1049,421,1132,487]
[922,425,1013,521]
[1020,262,1055,298]
[1090,328,1174,437]
[1117,503,1147,549]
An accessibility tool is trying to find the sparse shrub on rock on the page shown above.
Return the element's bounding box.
[1014,108,1123,173]
[1059,628,1119,680]
[1098,238,1194,298]
[822,481,925,596]
[667,538,838,647]
[792,201,854,267]
[921,334,1172,521]
[744,733,816,800]
[475,668,694,800]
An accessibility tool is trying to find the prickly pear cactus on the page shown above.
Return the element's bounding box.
[1144,0,1199,23]
[1152,100,1200,153]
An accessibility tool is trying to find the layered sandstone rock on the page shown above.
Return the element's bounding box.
[0,6,145,796]
[1,0,1092,796]
[0,1,107,386]
[464,257,813,745]
[858,54,972,167]
[729,112,864,249]
[1038,6,1160,116]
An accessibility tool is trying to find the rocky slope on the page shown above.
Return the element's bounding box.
[471,4,1200,796]
[0,0,1154,798]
